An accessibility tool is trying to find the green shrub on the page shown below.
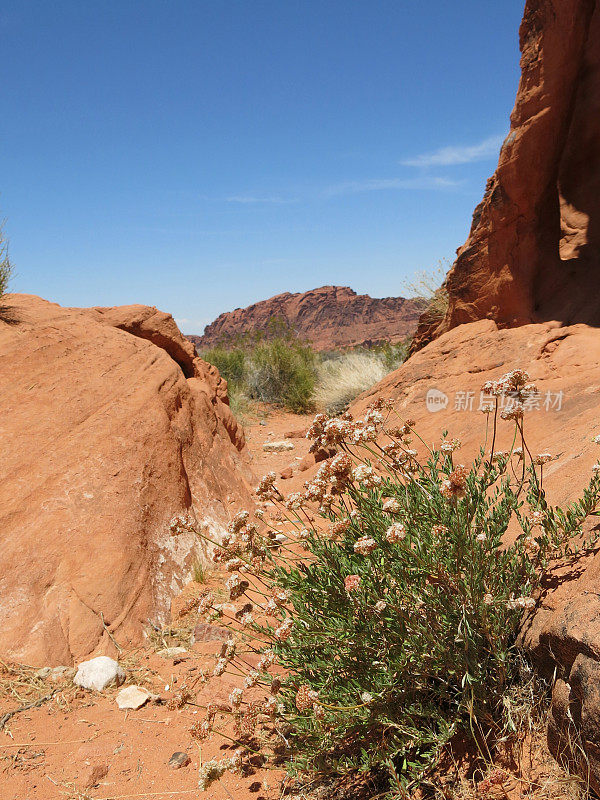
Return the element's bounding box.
[202,345,247,387]
[203,322,317,414]
[247,336,316,413]
[374,339,410,372]
[193,369,600,795]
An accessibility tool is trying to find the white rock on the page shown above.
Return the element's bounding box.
[115,685,151,710]
[36,667,51,679]
[74,656,125,692]
[49,665,76,682]
[262,441,294,453]
[157,646,187,658]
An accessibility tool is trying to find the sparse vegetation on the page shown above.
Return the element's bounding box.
[191,557,208,584]
[316,342,409,414]
[0,222,13,298]
[402,258,450,321]
[315,351,387,414]
[202,320,317,413]
[246,335,316,413]
[189,369,600,797]
[202,320,409,416]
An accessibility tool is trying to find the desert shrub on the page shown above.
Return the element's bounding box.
[315,351,388,414]
[202,345,247,387]
[202,325,317,414]
[245,336,317,413]
[373,339,410,372]
[0,222,13,297]
[402,259,449,321]
[202,345,252,418]
[192,369,600,795]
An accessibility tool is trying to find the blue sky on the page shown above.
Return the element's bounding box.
[2,1,524,334]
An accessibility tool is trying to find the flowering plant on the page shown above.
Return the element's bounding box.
[193,370,600,794]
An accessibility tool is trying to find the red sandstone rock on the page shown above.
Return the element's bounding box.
[412,0,600,352]
[189,286,425,352]
[284,428,308,439]
[0,294,253,666]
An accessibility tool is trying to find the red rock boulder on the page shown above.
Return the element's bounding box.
[0,294,253,666]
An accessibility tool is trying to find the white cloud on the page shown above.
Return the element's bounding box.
[401,134,506,168]
[323,175,461,197]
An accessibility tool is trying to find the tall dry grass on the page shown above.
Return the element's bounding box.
[314,351,388,414]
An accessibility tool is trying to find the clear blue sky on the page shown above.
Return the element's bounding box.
[2,0,524,334]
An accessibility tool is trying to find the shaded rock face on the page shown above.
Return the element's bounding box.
[353,319,600,789]
[0,294,252,666]
[191,286,425,352]
[412,0,600,352]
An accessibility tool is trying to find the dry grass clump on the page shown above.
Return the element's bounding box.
[402,259,449,321]
[314,351,388,414]
[0,659,68,705]
[0,221,12,298]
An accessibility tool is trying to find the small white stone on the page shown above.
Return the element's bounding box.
[262,441,294,453]
[74,656,126,692]
[49,665,76,682]
[36,667,51,679]
[157,646,187,658]
[115,685,151,710]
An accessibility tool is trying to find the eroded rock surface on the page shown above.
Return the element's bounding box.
[0,294,252,666]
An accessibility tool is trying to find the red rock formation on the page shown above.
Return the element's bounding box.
[0,294,253,666]
[412,0,600,351]
[190,286,425,352]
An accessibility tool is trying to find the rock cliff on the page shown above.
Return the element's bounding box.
[412,0,600,352]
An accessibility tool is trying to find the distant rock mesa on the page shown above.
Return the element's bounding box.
[190,286,425,351]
